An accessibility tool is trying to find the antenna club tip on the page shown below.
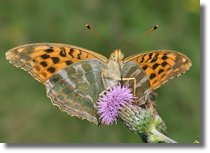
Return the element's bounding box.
[86,24,90,29]
[154,25,158,29]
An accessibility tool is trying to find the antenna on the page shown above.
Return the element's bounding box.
[86,24,115,50]
[121,25,158,50]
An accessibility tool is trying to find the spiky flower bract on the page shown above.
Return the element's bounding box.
[97,83,135,125]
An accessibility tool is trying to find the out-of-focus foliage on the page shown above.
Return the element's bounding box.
[0,0,199,143]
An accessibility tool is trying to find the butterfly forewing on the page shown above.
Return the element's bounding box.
[124,50,192,90]
[6,43,108,84]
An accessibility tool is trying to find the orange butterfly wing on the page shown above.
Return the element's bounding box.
[6,43,108,84]
[123,50,192,90]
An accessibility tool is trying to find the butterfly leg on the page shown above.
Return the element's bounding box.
[121,77,139,106]
[101,72,121,90]
[101,73,138,105]
[101,72,108,90]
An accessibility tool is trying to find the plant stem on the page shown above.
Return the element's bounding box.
[151,127,178,143]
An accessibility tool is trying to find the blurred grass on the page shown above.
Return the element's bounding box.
[0,0,199,143]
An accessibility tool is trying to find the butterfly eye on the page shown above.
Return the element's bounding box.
[121,53,124,60]
[110,53,115,60]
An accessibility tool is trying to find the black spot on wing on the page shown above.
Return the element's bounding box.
[145,53,153,63]
[161,61,168,67]
[151,53,159,63]
[47,67,56,73]
[140,54,147,63]
[51,57,60,64]
[77,50,82,59]
[152,63,160,70]
[162,54,168,60]
[41,54,50,59]
[69,48,74,58]
[59,47,66,57]
[40,61,47,67]
[66,60,73,65]
[150,73,156,79]
[158,69,164,75]
[45,48,54,53]
[142,65,148,71]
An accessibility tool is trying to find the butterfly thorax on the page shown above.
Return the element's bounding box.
[104,50,124,88]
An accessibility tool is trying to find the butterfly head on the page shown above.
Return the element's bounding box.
[110,49,124,62]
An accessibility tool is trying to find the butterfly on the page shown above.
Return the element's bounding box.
[5,26,192,124]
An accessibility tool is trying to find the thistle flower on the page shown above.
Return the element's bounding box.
[97,83,134,125]
[97,84,176,143]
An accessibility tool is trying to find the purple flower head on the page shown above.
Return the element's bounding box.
[97,83,135,125]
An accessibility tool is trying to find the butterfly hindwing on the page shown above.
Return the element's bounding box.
[124,50,192,90]
[122,61,151,105]
[6,43,108,84]
[46,59,106,124]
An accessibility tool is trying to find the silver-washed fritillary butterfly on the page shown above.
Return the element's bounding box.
[5,25,192,124]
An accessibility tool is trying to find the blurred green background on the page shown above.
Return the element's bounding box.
[0,0,200,143]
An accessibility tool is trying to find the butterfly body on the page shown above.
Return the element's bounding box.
[103,50,124,88]
[6,43,192,124]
